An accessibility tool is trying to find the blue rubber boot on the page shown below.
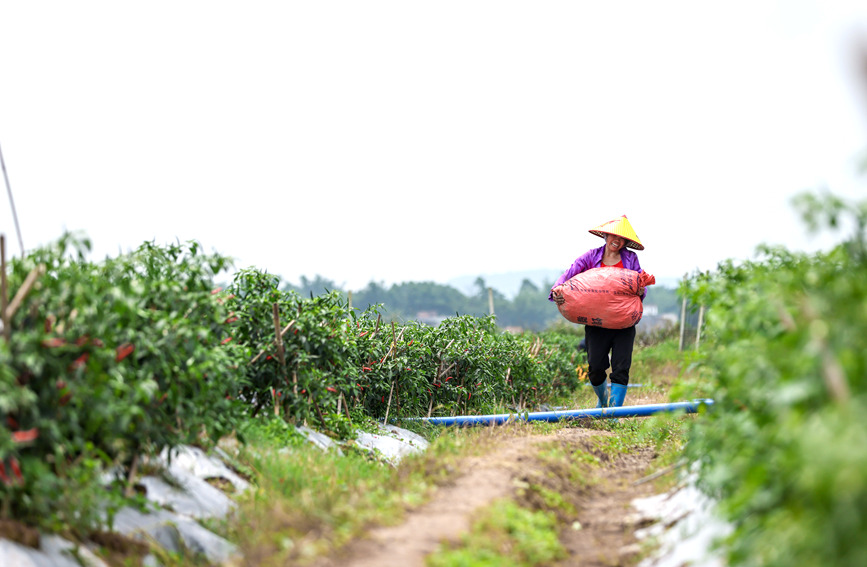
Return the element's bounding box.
[592,382,609,408]
[610,383,628,408]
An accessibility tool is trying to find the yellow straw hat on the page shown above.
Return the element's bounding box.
[589,215,644,250]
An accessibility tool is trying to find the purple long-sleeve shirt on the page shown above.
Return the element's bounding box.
[549,245,645,301]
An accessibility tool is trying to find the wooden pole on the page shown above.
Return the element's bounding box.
[488,287,495,316]
[383,377,397,426]
[0,143,24,257]
[5,264,45,320]
[249,319,295,364]
[695,305,705,350]
[272,303,297,399]
[272,304,287,368]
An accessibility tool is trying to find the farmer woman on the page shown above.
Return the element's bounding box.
[549,215,646,408]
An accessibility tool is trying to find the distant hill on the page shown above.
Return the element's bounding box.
[448,269,682,299]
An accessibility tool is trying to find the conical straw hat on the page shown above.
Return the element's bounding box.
[589,215,644,250]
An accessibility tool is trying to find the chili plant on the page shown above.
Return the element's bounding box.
[0,234,247,532]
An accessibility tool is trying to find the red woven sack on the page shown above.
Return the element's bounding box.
[554,268,655,329]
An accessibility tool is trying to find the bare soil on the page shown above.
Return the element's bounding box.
[316,423,664,567]
[316,376,677,567]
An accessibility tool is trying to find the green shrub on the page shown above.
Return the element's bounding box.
[682,191,867,566]
[0,235,247,531]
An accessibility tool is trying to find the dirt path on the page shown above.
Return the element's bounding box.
[318,423,663,567]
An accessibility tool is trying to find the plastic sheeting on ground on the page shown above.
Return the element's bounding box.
[0,444,247,566]
[631,472,731,567]
[354,423,430,465]
[0,423,430,565]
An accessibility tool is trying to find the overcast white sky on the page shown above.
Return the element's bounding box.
[1,1,866,292]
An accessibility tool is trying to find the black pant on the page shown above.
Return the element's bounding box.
[585,325,636,387]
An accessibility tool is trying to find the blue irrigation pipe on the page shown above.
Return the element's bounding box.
[400,399,714,427]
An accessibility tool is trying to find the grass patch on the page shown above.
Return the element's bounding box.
[214,416,515,565]
[426,499,566,567]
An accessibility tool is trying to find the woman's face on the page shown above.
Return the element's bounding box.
[605,234,626,253]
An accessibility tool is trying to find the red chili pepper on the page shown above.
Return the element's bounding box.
[115,343,135,362]
[381,396,385,403]
[225,316,239,324]
[445,376,453,382]
[12,429,38,443]
[266,355,272,360]
[0,462,9,486]
[9,458,22,483]
[70,353,89,370]
[41,337,66,348]
[300,389,306,394]
[362,367,372,372]
[326,387,337,393]
[408,340,413,346]
[211,287,222,294]
[75,336,90,346]
[6,416,18,428]
[221,337,233,344]
[359,331,369,338]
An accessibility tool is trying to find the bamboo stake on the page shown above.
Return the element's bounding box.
[272,304,287,368]
[125,454,140,498]
[695,305,705,350]
[341,393,352,423]
[383,374,397,425]
[5,264,45,320]
[0,143,24,257]
[271,304,297,402]
[488,287,495,316]
[249,319,295,364]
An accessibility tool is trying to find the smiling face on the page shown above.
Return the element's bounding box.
[604,233,626,253]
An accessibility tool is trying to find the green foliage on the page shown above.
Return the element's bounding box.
[682,191,867,566]
[0,234,247,532]
[227,268,585,425]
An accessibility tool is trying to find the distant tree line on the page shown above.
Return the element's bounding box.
[284,275,682,332]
